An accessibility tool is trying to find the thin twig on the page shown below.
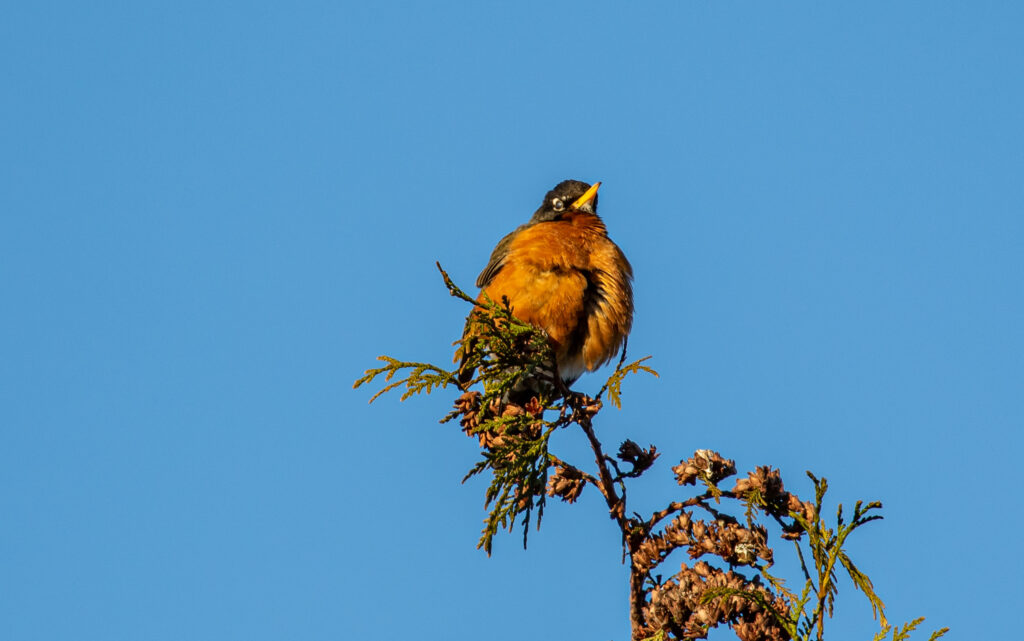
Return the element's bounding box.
[547,453,601,487]
[578,417,622,520]
[646,491,739,530]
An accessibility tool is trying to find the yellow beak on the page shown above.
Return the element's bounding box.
[570,181,601,210]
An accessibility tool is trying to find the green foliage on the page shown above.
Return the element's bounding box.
[353,356,456,403]
[463,418,557,554]
[871,618,950,641]
[354,264,584,554]
[457,292,553,392]
[599,354,659,409]
[786,474,888,640]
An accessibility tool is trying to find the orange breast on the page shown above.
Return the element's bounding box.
[479,212,633,382]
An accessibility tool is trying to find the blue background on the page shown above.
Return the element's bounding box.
[2,2,1020,640]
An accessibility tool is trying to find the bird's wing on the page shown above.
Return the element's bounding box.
[475,224,529,288]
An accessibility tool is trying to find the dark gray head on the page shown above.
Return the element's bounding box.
[529,179,601,223]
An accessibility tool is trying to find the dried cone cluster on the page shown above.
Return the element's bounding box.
[453,391,544,451]
[631,451,826,640]
[732,466,816,540]
[644,561,790,641]
[547,463,586,503]
[452,390,550,513]
[673,449,737,486]
[634,512,773,572]
[618,439,660,475]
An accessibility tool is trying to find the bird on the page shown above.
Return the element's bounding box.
[460,179,633,387]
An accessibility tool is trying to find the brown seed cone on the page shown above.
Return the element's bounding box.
[644,562,791,641]
[547,464,586,503]
[673,450,737,486]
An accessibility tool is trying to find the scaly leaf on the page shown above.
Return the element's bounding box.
[602,356,659,409]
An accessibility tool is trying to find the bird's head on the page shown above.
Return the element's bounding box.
[530,180,601,223]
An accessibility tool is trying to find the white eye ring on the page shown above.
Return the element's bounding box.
[552,198,565,211]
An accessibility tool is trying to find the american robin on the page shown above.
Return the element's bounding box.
[461,179,633,386]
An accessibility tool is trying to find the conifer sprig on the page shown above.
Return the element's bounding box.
[354,356,456,403]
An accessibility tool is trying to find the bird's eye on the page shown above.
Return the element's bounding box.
[552,198,565,211]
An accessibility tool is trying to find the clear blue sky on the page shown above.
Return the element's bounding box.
[2,3,1021,640]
